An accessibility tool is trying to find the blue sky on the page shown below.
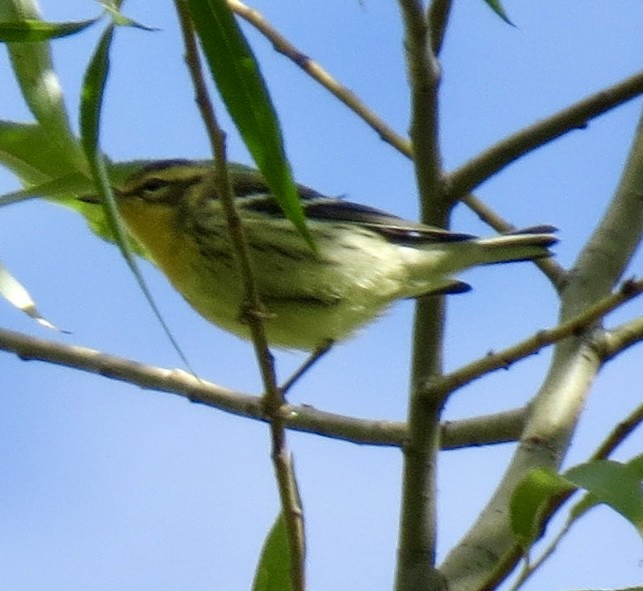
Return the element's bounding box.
[0,1,642,590]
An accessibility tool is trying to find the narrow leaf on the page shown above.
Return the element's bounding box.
[0,1,85,170]
[102,3,158,31]
[79,25,194,372]
[482,0,514,26]
[0,17,98,42]
[252,513,293,591]
[0,259,62,330]
[185,0,311,245]
[0,172,94,206]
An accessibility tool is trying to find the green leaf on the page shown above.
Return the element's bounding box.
[0,120,85,182]
[0,2,85,170]
[0,172,94,206]
[0,259,62,330]
[252,513,293,591]
[482,0,514,26]
[79,26,194,372]
[102,3,158,31]
[510,467,575,549]
[0,120,140,252]
[565,457,643,536]
[79,25,152,276]
[185,0,312,247]
[0,17,98,42]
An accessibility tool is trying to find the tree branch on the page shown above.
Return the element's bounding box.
[427,0,453,56]
[422,278,643,399]
[446,70,643,201]
[0,326,533,449]
[595,316,643,362]
[227,0,412,157]
[395,2,448,590]
[441,106,643,591]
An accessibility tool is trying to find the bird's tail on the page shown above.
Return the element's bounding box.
[471,225,558,265]
[405,225,558,297]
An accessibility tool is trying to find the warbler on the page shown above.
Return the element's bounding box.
[84,159,557,351]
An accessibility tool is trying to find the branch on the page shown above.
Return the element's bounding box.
[395,3,447,591]
[595,316,643,362]
[422,278,643,399]
[427,0,453,56]
[561,108,643,320]
[398,0,444,212]
[227,0,411,157]
[175,3,304,588]
[0,326,533,449]
[590,403,643,461]
[441,106,643,591]
[441,407,525,449]
[175,1,276,388]
[446,70,643,201]
[231,0,567,297]
[439,282,642,590]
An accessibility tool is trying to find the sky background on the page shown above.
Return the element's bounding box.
[0,1,642,590]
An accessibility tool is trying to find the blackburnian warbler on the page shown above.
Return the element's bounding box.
[83,159,557,351]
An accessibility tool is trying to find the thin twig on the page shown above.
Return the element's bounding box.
[227,0,412,157]
[446,70,643,201]
[421,278,643,400]
[175,2,274,385]
[590,402,643,461]
[174,3,305,589]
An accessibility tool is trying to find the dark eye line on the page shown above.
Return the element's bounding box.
[123,175,204,202]
[140,178,170,194]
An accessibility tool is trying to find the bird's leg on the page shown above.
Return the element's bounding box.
[280,340,334,395]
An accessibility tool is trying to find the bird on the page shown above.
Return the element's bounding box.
[83,159,557,351]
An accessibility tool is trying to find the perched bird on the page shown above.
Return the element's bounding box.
[85,159,557,351]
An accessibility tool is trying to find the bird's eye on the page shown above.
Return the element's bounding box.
[139,178,169,198]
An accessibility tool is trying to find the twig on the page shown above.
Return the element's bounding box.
[441,112,643,589]
[175,2,274,385]
[594,315,643,362]
[0,327,533,449]
[446,70,643,201]
[175,3,305,588]
[590,402,643,461]
[227,0,412,157]
[421,278,643,399]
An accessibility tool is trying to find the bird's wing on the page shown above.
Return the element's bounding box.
[232,173,475,244]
